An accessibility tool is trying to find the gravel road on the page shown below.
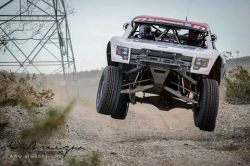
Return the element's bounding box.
[0,70,249,166]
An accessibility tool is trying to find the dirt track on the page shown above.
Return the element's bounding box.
[58,99,249,166]
[1,72,250,166]
[43,73,249,166]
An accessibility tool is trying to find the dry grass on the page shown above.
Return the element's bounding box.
[0,70,54,107]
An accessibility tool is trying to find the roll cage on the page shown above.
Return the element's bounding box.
[129,21,208,48]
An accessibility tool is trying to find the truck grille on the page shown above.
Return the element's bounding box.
[130,48,193,70]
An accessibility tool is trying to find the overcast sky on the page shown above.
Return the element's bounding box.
[1,0,249,72]
[68,0,250,71]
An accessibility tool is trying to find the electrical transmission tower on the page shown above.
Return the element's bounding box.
[0,0,76,80]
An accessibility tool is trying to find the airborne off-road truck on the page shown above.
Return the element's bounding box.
[96,15,225,131]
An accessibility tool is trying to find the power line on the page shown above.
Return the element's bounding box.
[0,0,77,80]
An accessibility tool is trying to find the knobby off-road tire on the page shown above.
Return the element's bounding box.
[96,66,122,115]
[193,79,219,131]
[111,94,129,120]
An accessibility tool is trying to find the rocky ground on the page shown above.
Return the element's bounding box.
[0,59,250,166]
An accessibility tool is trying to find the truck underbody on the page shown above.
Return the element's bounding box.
[119,47,199,110]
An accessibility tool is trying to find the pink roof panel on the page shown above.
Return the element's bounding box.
[133,15,209,30]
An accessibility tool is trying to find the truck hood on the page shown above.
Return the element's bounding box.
[110,36,219,58]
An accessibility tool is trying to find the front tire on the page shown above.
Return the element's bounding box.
[193,79,219,131]
[111,94,129,120]
[96,66,122,115]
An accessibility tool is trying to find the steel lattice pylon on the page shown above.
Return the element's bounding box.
[0,0,76,80]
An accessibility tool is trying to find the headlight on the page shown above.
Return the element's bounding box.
[116,46,129,60]
[194,57,209,70]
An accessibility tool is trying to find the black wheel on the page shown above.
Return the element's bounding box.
[96,66,122,115]
[193,79,219,131]
[111,94,129,120]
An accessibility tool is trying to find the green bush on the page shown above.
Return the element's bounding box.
[67,151,102,166]
[21,100,75,140]
[224,66,250,104]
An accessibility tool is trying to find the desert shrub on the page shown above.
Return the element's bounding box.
[224,66,250,104]
[0,71,75,165]
[20,100,75,140]
[67,151,102,166]
[0,70,54,107]
[12,100,75,166]
[0,108,8,134]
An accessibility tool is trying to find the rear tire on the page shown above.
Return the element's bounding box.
[111,94,129,120]
[96,66,122,115]
[193,79,219,131]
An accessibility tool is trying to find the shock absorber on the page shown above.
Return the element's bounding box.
[181,76,185,94]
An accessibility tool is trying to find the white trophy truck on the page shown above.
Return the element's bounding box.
[96,15,225,131]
